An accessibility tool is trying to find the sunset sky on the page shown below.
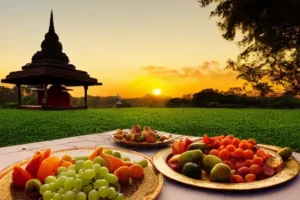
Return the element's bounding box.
[0,0,244,98]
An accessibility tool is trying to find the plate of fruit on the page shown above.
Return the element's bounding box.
[152,135,300,190]
[0,146,163,199]
[112,125,175,148]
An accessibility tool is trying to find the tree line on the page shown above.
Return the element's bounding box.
[1,85,299,109]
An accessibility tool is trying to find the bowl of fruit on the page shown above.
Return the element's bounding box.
[152,134,299,190]
[0,146,163,199]
[112,125,175,148]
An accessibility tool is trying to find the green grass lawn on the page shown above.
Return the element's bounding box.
[0,108,299,152]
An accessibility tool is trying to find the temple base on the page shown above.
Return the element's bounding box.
[18,105,87,110]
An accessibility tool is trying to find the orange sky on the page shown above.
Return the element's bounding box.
[0,0,243,98]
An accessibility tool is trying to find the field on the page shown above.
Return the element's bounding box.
[0,108,299,152]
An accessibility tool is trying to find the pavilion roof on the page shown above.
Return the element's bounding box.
[1,11,102,87]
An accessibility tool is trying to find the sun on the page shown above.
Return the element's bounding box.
[153,88,162,95]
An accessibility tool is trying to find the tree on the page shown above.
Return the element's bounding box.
[198,0,300,95]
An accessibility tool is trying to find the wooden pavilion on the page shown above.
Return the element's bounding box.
[1,11,102,110]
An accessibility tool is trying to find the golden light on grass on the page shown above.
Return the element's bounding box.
[153,88,162,95]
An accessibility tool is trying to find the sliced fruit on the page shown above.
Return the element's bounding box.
[172,141,180,155]
[36,156,60,183]
[114,166,130,183]
[99,152,114,172]
[145,136,155,143]
[59,160,73,168]
[104,153,126,171]
[25,151,44,177]
[167,154,180,164]
[124,161,134,167]
[129,164,144,179]
[89,147,104,161]
[12,165,33,187]
[42,148,51,160]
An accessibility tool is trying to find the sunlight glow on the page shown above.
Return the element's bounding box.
[153,88,162,95]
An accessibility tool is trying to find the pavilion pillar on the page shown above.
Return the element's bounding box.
[84,85,88,108]
[43,84,48,106]
[16,84,22,106]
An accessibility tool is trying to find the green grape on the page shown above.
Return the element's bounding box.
[122,157,131,162]
[64,178,75,191]
[68,165,76,171]
[84,169,96,180]
[72,187,80,195]
[82,178,92,186]
[78,169,85,178]
[112,152,121,159]
[104,149,113,155]
[57,188,65,195]
[58,172,67,177]
[43,191,53,200]
[76,192,87,200]
[55,176,67,189]
[57,167,67,175]
[135,159,148,168]
[53,193,63,200]
[39,184,51,195]
[92,164,101,174]
[110,183,121,192]
[93,179,109,189]
[113,193,125,200]
[93,156,105,166]
[104,174,118,184]
[98,186,109,198]
[99,167,109,177]
[66,170,77,177]
[49,182,56,192]
[75,160,84,172]
[75,174,80,179]
[88,189,99,200]
[83,160,93,169]
[45,176,57,184]
[107,187,117,199]
[64,191,75,200]
[73,156,89,161]
[74,178,83,190]
[83,185,93,195]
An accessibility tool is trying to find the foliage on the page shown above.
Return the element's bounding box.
[0,108,300,152]
[166,98,192,108]
[198,0,300,95]
[192,88,300,108]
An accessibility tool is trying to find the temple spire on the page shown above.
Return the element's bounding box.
[49,10,55,33]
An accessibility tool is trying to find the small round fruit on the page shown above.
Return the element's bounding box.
[182,162,202,179]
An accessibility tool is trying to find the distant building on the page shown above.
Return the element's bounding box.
[116,94,123,108]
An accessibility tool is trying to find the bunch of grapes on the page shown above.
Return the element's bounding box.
[39,159,124,200]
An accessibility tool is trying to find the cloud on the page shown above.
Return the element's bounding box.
[141,61,237,81]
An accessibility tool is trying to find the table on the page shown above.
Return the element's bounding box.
[0,131,299,200]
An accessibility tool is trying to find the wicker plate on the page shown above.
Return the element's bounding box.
[111,132,175,148]
[0,147,164,200]
[152,144,299,191]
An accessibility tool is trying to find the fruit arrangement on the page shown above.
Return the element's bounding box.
[167,134,293,183]
[12,146,148,200]
[114,125,171,143]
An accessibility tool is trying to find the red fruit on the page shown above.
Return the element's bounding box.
[25,151,44,177]
[178,139,185,153]
[183,138,193,151]
[42,148,51,160]
[237,167,250,177]
[172,141,180,155]
[12,165,33,187]
[203,134,213,144]
[168,162,181,172]
[145,136,155,143]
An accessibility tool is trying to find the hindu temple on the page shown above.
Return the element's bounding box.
[1,11,102,109]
